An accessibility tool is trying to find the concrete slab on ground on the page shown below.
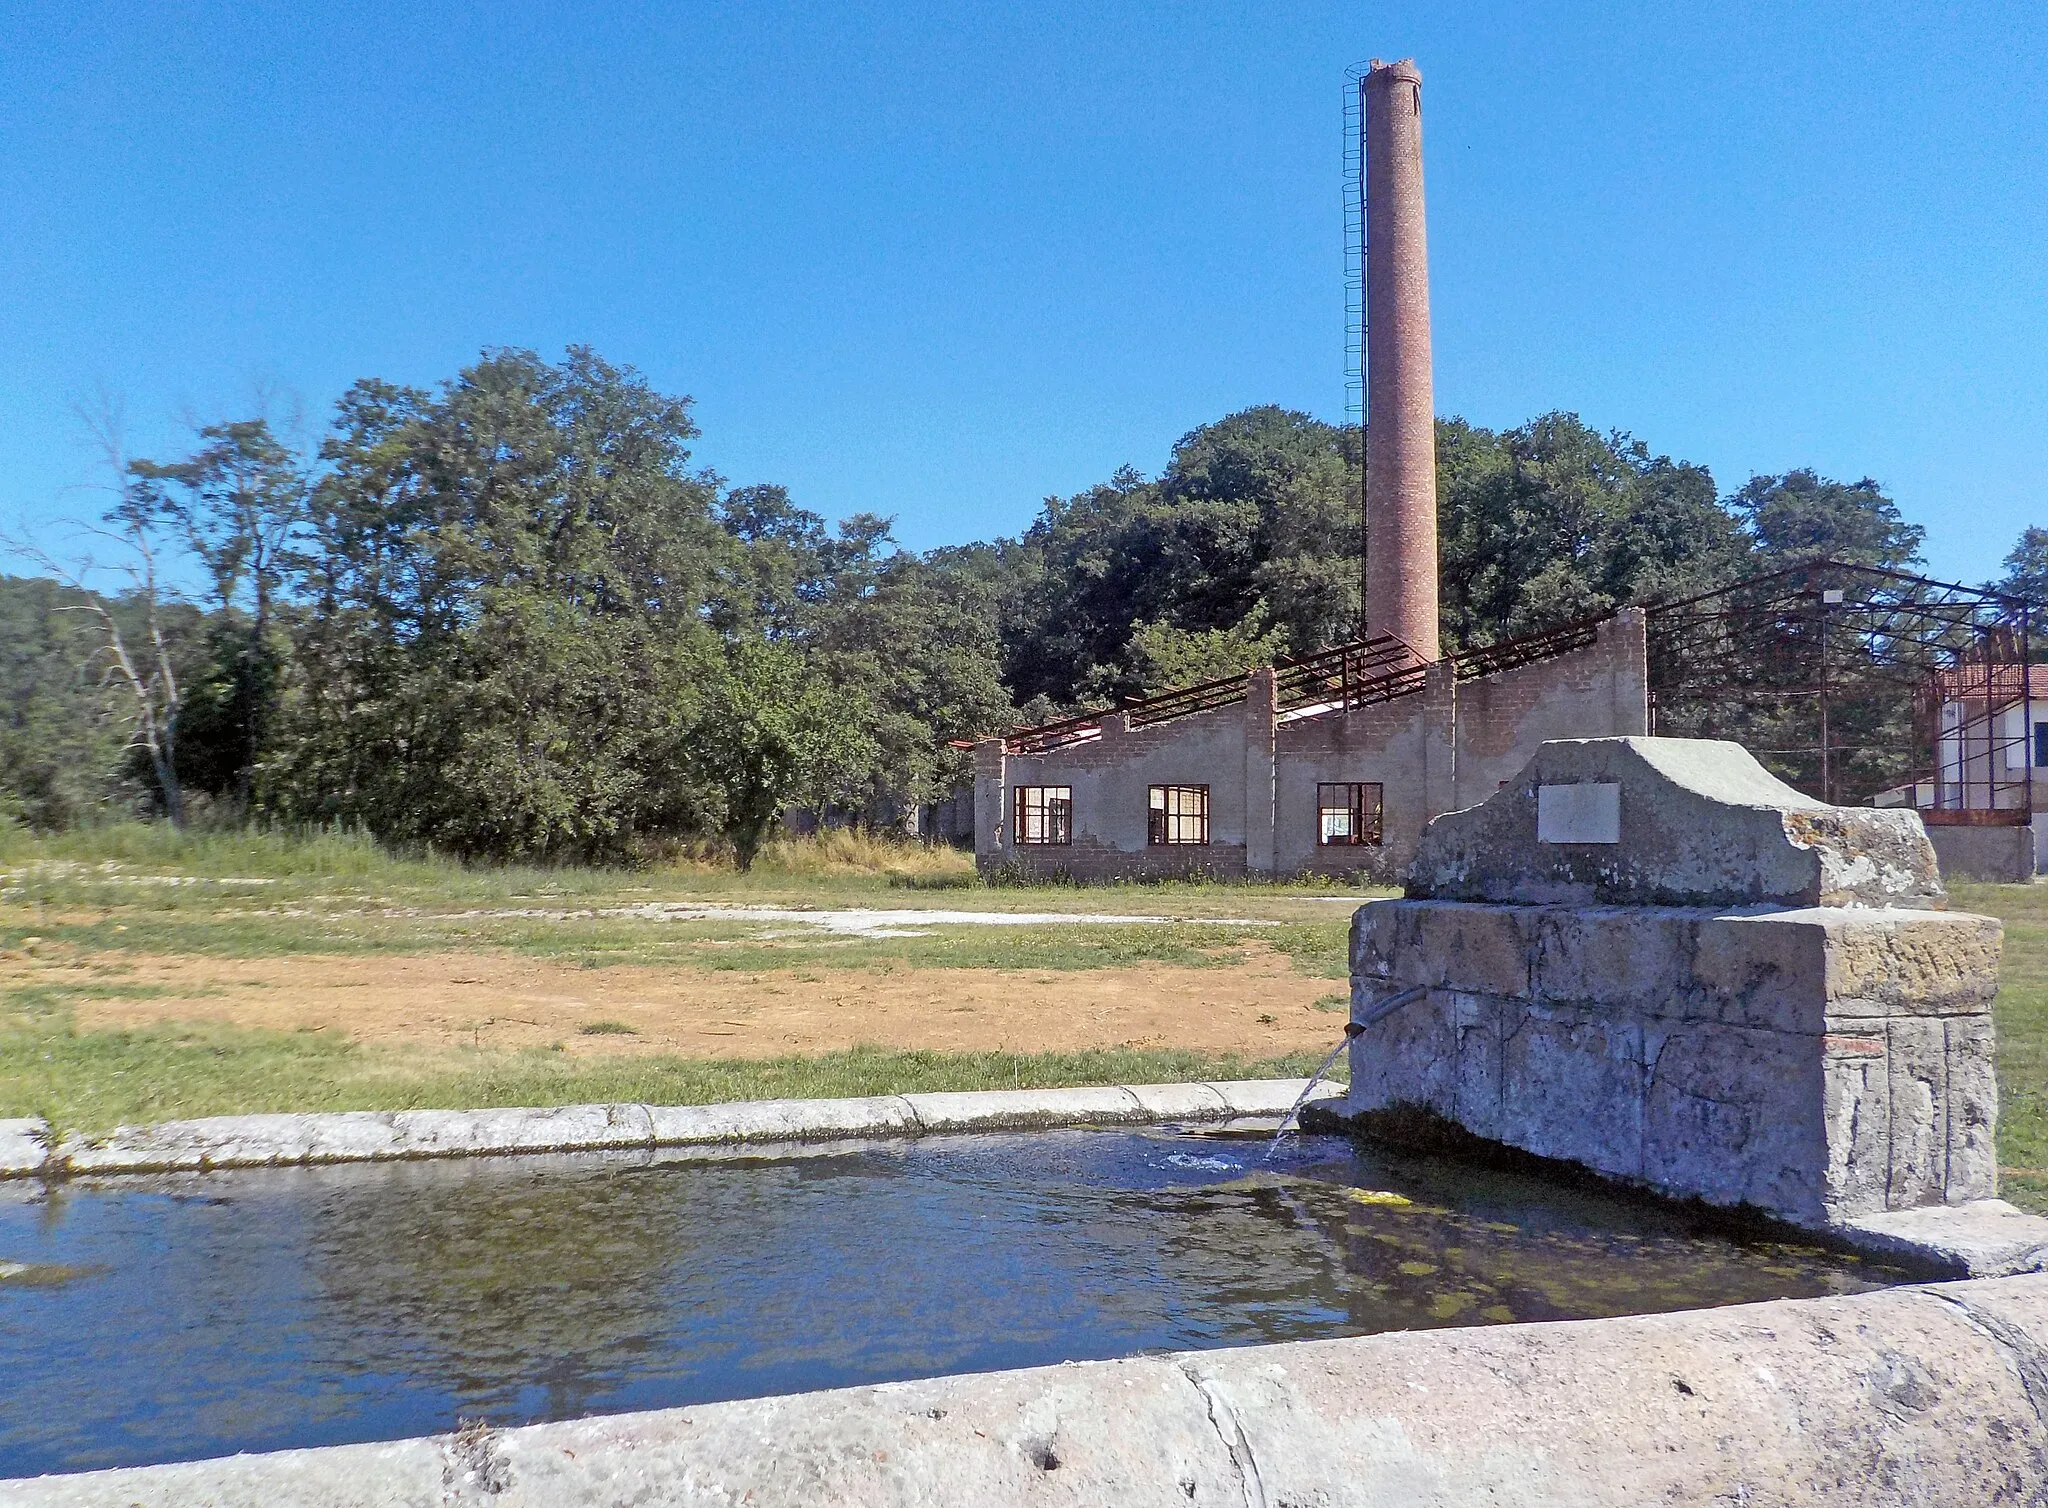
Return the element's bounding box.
[2,1080,1345,1182]
[1836,1198,2048,1277]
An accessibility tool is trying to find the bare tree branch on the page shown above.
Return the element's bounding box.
[2,398,187,824]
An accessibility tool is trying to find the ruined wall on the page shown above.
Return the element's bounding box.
[1271,663,1445,882]
[1927,824,2037,883]
[1452,610,1648,809]
[977,613,1649,880]
[988,697,1256,880]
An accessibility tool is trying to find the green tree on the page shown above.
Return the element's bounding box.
[1436,413,1742,649]
[127,419,310,804]
[693,640,874,869]
[264,348,730,859]
[1729,470,1924,573]
[1120,608,1288,695]
[808,545,1011,821]
[1996,527,2048,604]
[999,406,1358,706]
[0,576,144,827]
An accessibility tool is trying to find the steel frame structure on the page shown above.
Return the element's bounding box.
[993,563,2040,826]
[1642,562,2037,821]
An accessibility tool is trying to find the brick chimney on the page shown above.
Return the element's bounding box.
[1363,58,1440,664]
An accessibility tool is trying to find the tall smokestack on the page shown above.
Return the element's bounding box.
[1363,58,1439,663]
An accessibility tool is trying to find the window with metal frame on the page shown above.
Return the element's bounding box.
[1013,785,1072,845]
[1318,782,1384,844]
[1317,782,1384,846]
[1147,784,1209,846]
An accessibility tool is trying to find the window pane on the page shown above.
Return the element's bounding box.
[1147,785,1208,844]
[1014,786,1072,845]
[1318,782,1383,846]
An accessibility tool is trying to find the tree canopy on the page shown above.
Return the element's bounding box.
[1,345,2005,859]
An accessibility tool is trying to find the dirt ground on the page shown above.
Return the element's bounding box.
[26,949,1346,1059]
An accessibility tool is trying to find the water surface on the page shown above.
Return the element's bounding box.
[0,1130,1899,1477]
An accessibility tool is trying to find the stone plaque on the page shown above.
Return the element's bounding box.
[1537,782,1620,844]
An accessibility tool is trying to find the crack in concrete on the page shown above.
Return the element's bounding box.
[1922,1289,2048,1451]
[1175,1362,1267,1508]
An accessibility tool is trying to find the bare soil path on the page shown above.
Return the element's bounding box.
[40,948,1346,1059]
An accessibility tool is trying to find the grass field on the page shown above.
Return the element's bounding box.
[6,826,2047,1219]
[1952,881,2048,1212]
[0,824,1367,1134]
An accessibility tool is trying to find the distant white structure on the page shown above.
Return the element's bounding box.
[1874,664,2046,878]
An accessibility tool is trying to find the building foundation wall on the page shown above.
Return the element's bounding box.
[1927,823,2036,883]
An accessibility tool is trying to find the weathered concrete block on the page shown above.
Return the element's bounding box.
[1838,1202,2048,1278]
[1121,1081,1233,1120]
[1205,1078,1336,1117]
[0,1118,50,1178]
[899,1086,1148,1132]
[1944,1015,2000,1204]
[1886,1017,1949,1209]
[1352,897,1534,996]
[1449,991,1507,1141]
[1346,986,1457,1121]
[1409,736,1942,908]
[1712,908,2000,1028]
[1644,1023,1825,1219]
[1826,908,2003,1011]
[1349,886,2003,1225]
[57,1114,312,1174]
[646,1096,914,1145]
[1500,1007,1645,1180]
[383,1104,656,1159]
[1181,1279,2048,1508]
[1531,906,1701,1017]
[1822,1034,1891,1218]
[1693,910,1831,1029]
[17,1278,2048,1506]
[34,1084,1364,1183]
[59,1107,655,1174]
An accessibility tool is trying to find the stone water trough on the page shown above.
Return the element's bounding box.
[1330,734,2038,1266]
[19,738,2048,1507]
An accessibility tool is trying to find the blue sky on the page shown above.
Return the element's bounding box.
[2,1,2042,583]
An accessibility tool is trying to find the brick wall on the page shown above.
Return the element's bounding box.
[977,611,1650,882]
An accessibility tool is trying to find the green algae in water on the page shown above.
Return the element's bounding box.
[0,1260,98,1287]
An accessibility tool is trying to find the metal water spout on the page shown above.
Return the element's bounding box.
[1267,983,1430,1158]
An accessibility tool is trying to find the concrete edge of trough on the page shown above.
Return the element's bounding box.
[11,1274,2048,1506]
[0,1079,1337,1180]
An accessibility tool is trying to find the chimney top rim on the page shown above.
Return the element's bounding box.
[1367,58,1423,84]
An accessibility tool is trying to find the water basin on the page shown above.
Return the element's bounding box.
[0,1128,1903,1478]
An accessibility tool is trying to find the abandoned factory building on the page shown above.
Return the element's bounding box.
[974,612,1648,882]
[973,59,1650,881]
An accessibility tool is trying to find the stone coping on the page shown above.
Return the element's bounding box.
[1838,1199,2048,1278]
[11,1274,2048,1505]
[0,1079,1339,1180]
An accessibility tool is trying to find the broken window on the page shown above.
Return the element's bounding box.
[1317,782,1383,846]
[1147,785,1209,846]
[1013,786,1072,845]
